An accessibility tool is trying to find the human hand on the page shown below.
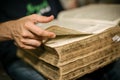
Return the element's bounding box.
[2,14,56,49]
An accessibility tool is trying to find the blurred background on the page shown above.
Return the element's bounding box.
[60,0,120,9]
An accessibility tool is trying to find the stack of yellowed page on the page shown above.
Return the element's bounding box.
[17,4,120,80]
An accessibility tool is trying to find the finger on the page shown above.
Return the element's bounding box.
[21,29,42,40]
[21,38,42,47]
[22,29,35,38]
[25,22,56,38]
[29,14,54,23]
[14,40,37,50]
[20,44,36,50]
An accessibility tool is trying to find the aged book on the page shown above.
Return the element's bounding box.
[18,42,120,80]
[17,25,120,80]
[17,4,120,80]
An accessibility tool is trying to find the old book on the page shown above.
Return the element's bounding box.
[17,39,120,80]
[17,4,120,80]
[17,25,120,80]
[20,25,120,66]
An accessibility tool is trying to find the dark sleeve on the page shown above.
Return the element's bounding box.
[0,10,11,22]
[0,0,27,23]
[47,0,64,18]
[0,1,10,22]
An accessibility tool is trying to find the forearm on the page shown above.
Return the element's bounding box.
[0,21,13,41]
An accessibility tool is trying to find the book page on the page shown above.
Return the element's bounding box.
[45,25,91,36]
[37,20,116,34]
[37,20,116,48]
[36,4,119,48]
[58,4,120,22]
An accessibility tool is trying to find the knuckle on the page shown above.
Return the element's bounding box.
[24,22,31,28]
[19,44,25,49]
[32,41,41,47]
[19,39,23,42]
[36,41,41,47]
[31,14,38,18]
[21,32,28,37]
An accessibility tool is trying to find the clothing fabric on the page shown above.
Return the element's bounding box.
[7,60,47,80]
[0,0,63,22]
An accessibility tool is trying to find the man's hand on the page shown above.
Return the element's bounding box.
[0,14,56,49]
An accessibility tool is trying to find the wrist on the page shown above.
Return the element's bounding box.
[0,21,14,41]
